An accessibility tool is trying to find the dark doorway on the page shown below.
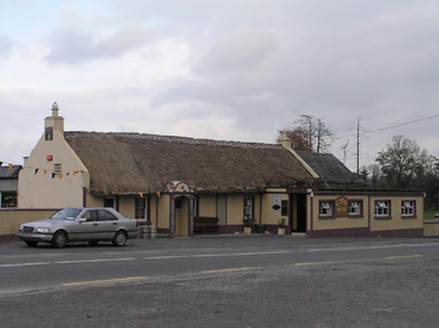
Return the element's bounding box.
[294,194,307,233]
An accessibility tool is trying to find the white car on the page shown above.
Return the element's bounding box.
[17,207,138,248]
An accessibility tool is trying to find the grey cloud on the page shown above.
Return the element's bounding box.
[196,27,279,74]
[154,0,439,154]
[45,27,153,64]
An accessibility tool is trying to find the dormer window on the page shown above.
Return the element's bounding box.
[45,127,53,141]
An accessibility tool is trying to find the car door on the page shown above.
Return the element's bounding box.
[96,209,120,239]
[70,209,101,241]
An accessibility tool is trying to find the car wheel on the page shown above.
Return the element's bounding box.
[112,230,127,247]
[51,231,67,248]
[25,241,38,247]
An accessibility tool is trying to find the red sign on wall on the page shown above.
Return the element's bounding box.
[47,155,53,161]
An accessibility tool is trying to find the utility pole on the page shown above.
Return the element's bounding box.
[356,119,361,174]
[316,120,322,154]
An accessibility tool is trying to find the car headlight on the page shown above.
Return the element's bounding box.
[35,227,50,234]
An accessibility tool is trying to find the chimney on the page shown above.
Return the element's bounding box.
[278,130,291,149]
[44,102,64,138]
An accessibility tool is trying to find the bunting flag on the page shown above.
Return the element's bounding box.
[157,191,161,198]
[138,192,143,198]
[26,165,84,180]
[0,161,18,170]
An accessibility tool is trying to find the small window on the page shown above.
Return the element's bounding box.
[45,127,53,141]
[319,201,334,218]
[281,200,288,216]
[401,200,416,218]
[375,200,391,218]
[348,200,362,217]
[135,196,146,219]
[1,192,17,208]
[244,196,253,219]
[104,197,115,209]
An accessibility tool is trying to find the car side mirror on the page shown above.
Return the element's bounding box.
[78,218,87,223]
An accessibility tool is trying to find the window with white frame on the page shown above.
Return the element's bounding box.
[135,195,148,220]
[348,200,362,216]
[401,200,416,217]
[244,196,253,219]
[375,200,391,218]
[319,201,334,217]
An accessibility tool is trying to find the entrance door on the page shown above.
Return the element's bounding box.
[295,194,307,233]
[175,197,190,236]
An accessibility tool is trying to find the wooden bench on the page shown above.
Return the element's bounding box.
[194,217,220,235]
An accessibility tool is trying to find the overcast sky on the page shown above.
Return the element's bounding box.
[1,0,438,171]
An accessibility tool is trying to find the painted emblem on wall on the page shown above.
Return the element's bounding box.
[335,196,349,217]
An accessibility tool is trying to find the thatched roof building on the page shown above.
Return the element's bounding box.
[65,132,313,194]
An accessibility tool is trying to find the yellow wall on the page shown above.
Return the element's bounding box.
[227,194,244,225]
[86,194,103,208]
[198,195,216,217]
[157,194,170,229]
[0,209,58,235]
[369,196,424,231]
[310,193,424,232]
[118,196,135,219]
[260,193,288,226]
[424,221,439,237]
[311,195,369,231]
[150,194,158,225]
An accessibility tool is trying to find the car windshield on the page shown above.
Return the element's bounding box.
[51,208,82,221]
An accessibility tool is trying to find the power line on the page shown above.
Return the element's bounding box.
[368,114,439,133]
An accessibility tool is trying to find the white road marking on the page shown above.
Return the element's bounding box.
[0,262,51,268]
[144,250,290,260]
[55,257,135,264]
[307,242,439,253]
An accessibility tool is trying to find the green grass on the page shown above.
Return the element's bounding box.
[424,210,439,220]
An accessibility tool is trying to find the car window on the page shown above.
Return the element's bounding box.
[98,210,118,221]
[82,210,99,222]
[51,208,82,221]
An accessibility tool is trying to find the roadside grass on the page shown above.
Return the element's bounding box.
[424,210,438,220]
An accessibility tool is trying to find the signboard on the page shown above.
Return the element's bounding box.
[335,196,349,217]
[272,194,282,211]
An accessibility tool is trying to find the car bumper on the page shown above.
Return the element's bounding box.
[16,230,54,243]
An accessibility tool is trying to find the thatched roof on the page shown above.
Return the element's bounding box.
[297,151,366,188]
[64,132,313,194]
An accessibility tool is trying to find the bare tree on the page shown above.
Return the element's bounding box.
[280,115,333,153]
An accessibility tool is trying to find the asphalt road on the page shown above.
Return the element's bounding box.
[1,235,439,327]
